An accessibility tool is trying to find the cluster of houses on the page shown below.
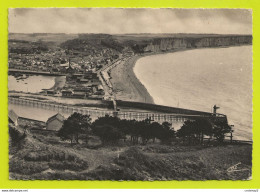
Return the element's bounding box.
[9,109,65,131]
[45,71,105,99]
[8,37,137,75]
[46,85,105,99]
[8,44,122,74]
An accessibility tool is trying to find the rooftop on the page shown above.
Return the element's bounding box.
[46,113,65,123]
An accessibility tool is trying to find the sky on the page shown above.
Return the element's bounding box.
[9,8,252,34]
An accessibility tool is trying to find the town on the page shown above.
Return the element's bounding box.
[8,36,135,100]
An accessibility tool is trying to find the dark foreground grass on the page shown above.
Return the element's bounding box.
[9,128,252,180]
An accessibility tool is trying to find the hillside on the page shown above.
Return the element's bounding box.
[60,33,252,54]
[9,124,252,180]
[8,39,52,54]
[60,34,124,52]
[9,33,78,44]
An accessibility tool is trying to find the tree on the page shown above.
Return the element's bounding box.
[177,120,195,144]
[213,120,232,143]
[128,120,139,144]
[118,119,131,142]
[91,115,123,144]
[92,124,123,144]
[193,118,213,144]
[57,120,74,144]
[177,118,212,145]
[57,112,91,144]
[150,122,162,143]
[138,119,151,145]
[159,122,176,144]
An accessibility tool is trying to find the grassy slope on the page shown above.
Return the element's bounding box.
[9,126,252,180]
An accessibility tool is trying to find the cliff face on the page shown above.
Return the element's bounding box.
[143,35,252,52]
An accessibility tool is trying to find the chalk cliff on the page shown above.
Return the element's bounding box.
[143,35,252,52]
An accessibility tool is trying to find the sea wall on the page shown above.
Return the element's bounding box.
[9,97,227,123]
[116,100,228,123]
[116,100,222,116]
[143,35,252,52]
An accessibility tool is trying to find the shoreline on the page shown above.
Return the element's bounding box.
[109,48,190,104]
[110,44,251,105]
[110,56,154,104]
[110,48,202,104]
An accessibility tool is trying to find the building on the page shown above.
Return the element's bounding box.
[73,92,86,98]
[62,90,74,97]
[97,85,104,91]
[46,90,61,96]
[46,113,65,131]
[9,110,19,126]
[94,85,105,95]
[72,74,84,80]
[79,79,89,84]
[84,72,98,79]
[66,58,75,74]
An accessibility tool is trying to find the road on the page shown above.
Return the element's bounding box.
[96,57,130,111]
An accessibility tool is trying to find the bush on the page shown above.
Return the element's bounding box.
[24,151,76,162]
[48,160,88,171]
[9,126,25,145]
[9,158,49,175]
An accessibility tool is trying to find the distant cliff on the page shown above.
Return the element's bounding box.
[142,35,252,53]
[58,34,253,54]
[9,33,252,54]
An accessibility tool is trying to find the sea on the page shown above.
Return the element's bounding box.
[134,46,252,141]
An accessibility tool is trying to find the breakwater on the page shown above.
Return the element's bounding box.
[116,100,224,117]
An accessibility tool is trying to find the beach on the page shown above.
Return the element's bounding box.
[110,48,218,103]
[110,56,154,103]
[110,48,212,103]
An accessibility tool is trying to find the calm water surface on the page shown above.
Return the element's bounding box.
[8,74,68,121]
[8,75,56,93]
[134,46,252,140]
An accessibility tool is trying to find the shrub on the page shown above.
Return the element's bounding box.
[9,158,49,175]
[9,126,26,146]
[48,160,88,171]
